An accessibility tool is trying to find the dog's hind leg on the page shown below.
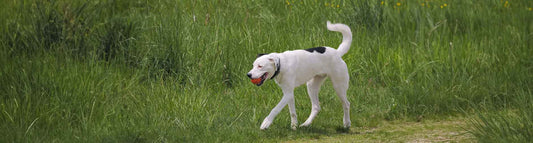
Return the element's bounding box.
[300,75,327,127]
[330,66,351,129]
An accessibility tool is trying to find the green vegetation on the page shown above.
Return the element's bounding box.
[0,0,531,142]
[469,90,533,142]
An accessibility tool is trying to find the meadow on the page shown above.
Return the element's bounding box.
[0,0,532,142]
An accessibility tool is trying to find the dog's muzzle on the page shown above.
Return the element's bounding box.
[247,72,268,86]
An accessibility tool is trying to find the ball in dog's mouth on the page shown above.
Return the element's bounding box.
[251,72,268,86]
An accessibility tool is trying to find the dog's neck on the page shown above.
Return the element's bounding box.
[270,56,280,80]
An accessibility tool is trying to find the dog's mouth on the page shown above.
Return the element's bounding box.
[251,72,268,86]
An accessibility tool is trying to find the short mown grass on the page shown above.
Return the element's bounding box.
[1,0,532,142]
[290,117,474,142]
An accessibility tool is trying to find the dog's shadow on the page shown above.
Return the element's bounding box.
[261,125,363,141]
[298,125,351,134]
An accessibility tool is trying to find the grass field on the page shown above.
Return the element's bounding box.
[1,0,532,142]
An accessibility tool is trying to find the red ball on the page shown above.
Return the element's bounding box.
[251,78,262,84]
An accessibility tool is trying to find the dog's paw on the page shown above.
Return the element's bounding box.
[260,119,272,130]
[344,125,351,129]
[299,121,312,127]
[343,121,351,129]
[291,124,297,130]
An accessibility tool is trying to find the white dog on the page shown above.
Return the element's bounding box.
[247,21,352,130]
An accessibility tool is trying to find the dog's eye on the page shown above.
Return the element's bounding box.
[258,65,263,68]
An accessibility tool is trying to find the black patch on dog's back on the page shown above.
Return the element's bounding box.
[305,47,326,54]
[257,53,267,58]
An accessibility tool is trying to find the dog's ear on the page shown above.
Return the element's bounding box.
[267,54,279,62]
[257,53,267,58]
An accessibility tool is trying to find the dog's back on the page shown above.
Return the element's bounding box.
[277,46,347,85]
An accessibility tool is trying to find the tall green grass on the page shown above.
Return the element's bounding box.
[469,89,533,142]
[1,0,532,142]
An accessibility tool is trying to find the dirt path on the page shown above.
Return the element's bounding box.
[287,118,475,143]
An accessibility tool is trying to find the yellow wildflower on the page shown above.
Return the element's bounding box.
[381,1,384,5]
[440,5,443,9]
[504,1,509,8]
[444,3,447,7]
[421,3,425,7]
[397,2,401,6]
[529,8,532,11]
[337,5,340,8]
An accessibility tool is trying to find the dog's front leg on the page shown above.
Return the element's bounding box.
[287,94,298,130]
[260,87,295,130]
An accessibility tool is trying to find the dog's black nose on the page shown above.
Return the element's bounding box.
[247,73,252,78]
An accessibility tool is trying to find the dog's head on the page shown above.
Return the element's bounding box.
[247,54,278,86]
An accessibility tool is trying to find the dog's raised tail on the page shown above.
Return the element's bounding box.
[327,21,352,57]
